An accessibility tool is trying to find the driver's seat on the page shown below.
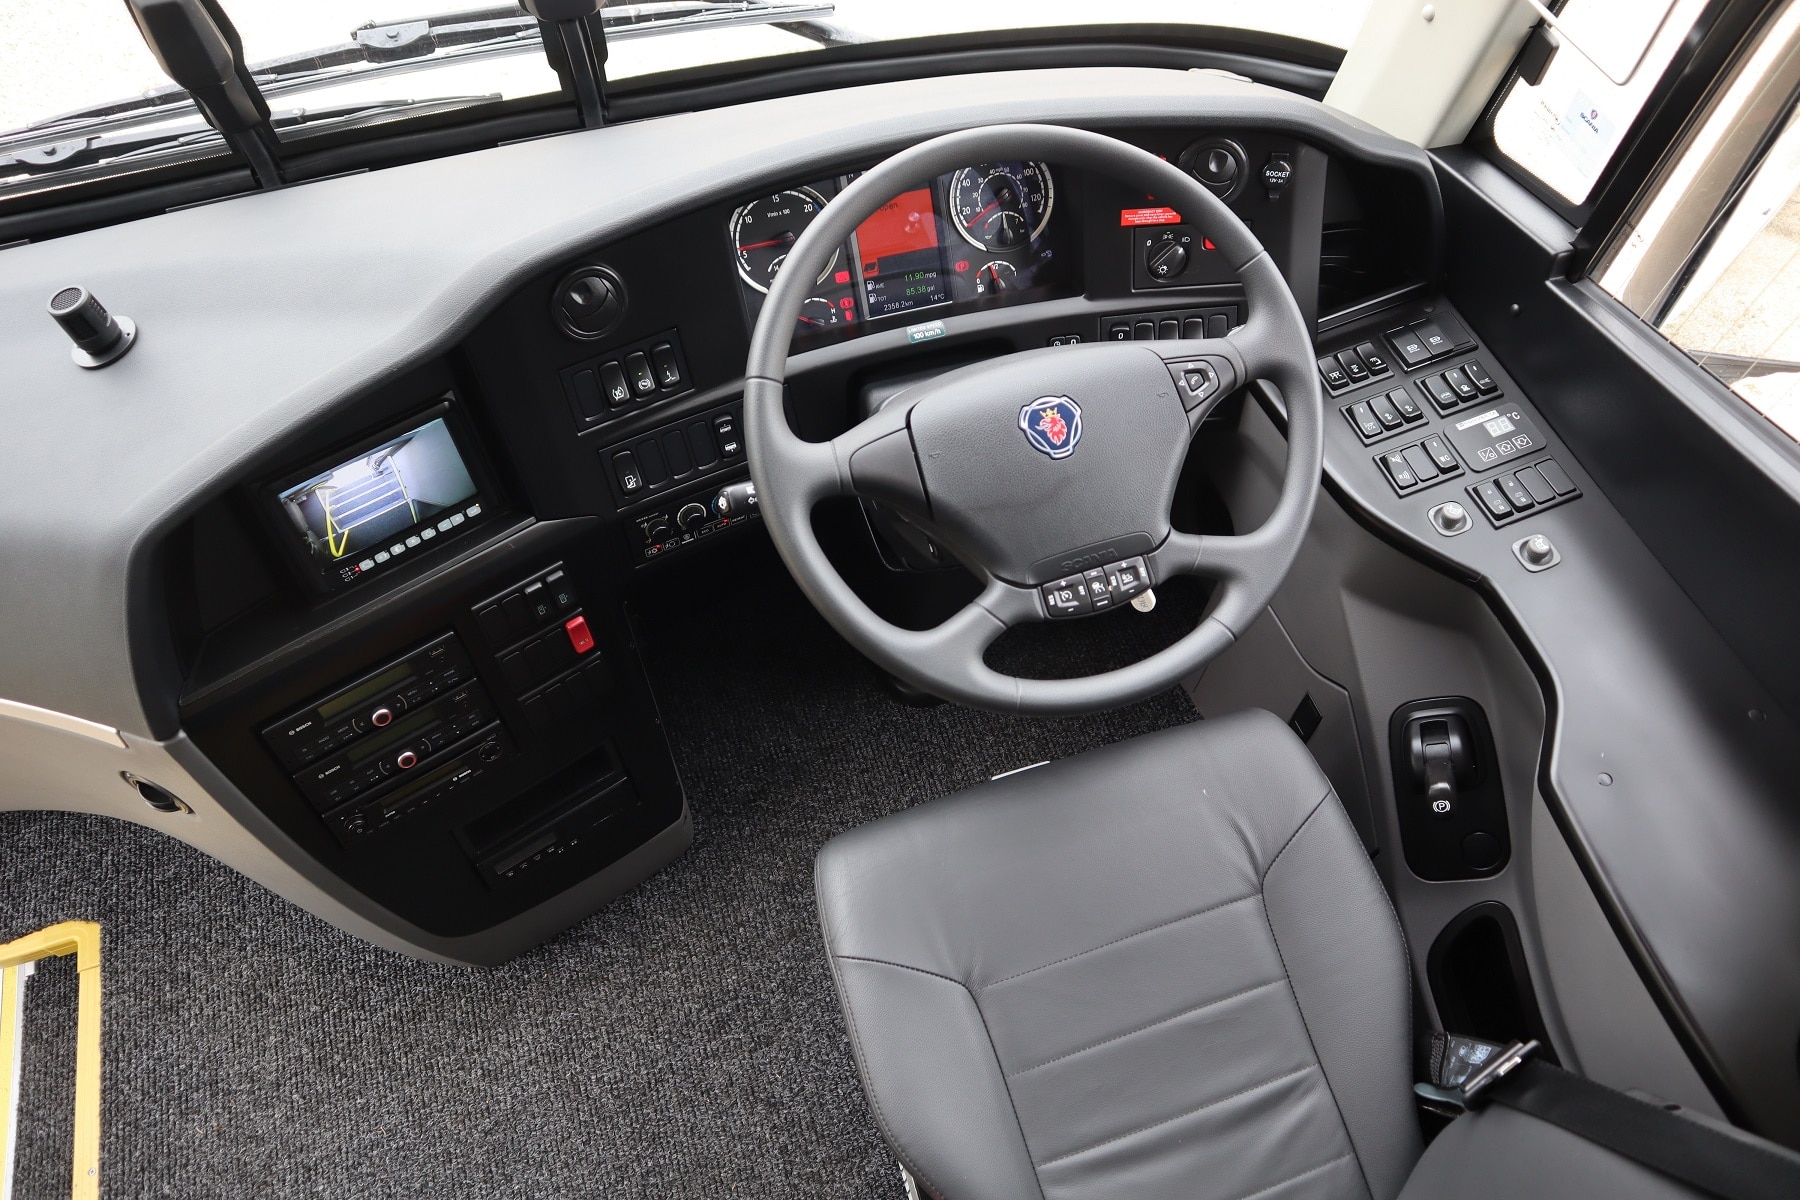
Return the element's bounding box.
[815,710,1707,1200]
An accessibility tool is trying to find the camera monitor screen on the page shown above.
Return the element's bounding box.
[272,413,488,592]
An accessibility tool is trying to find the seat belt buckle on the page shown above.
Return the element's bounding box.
[1458,1038,1540,1109]
[1414,1033,1539,1114]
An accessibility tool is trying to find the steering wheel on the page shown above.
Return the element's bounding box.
[744,124,1322,715]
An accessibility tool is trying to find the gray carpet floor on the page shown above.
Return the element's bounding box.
[0,546,1199,1198]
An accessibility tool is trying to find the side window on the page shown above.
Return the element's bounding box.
[1488,0,1709,205]
[1596,3,1800,442]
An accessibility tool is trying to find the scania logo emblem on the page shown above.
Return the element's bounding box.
[1019,396,1082,460]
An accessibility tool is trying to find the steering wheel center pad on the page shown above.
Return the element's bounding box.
[893,344,1194,585]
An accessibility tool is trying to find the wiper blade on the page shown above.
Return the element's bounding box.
[0,0,840,177]
[0,96,499,182]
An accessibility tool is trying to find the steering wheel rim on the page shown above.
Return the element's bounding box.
[745,124,1322,715]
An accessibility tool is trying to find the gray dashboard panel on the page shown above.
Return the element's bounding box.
[0,66,1433,738]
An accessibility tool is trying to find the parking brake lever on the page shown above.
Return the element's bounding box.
[1407,715,1475,819]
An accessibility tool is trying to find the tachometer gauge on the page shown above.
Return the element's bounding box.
[731,188,838,292]
[972,261,1017,295]
[949,162,1054,251]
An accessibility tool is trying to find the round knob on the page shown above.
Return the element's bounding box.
[1521,534,1555,565]
[47,285,137,368]
[642,516,672,543]
[396,750,419,770]
[478,740,503,763]
[1146,241,1188,280]
[676,502,709,530]
[1430,502,1471,535]
[370,706,394,728]
[346,815,368,835]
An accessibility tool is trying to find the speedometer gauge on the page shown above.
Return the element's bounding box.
[731,187,838,292]
[949,162,1054,251]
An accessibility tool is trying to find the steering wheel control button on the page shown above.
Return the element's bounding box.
[1041,576,1092,618]
[1111,557,1150,598]
[1429,502,1472,536]
[1175,360,1230,411]
[1513,533,1561,572]
[1084,568,1115,610]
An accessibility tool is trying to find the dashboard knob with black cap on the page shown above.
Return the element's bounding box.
[552,265,625,340]
[676,502,710,530]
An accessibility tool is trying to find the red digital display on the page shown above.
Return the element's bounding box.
[855,186,949,317]
[855,187,939,272]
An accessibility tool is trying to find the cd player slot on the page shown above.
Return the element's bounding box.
[327,723,513,844]
[295,679,498,812]
[263,632,475,771]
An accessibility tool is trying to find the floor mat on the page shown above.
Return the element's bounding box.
[0,545,1196,1198]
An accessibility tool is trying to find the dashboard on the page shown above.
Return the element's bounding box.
[3,62,1798,1146]
[0,68,1441,964]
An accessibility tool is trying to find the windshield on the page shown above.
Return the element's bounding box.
[1,2,1371,196]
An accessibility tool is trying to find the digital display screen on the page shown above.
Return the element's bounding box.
[854,186,949,319]
[272,414,487,591]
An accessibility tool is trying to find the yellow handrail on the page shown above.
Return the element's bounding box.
[0,921,101,1200]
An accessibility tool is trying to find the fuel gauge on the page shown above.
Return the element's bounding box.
[973,261,1018,296]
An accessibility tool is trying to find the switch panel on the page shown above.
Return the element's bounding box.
[559,329,692,431]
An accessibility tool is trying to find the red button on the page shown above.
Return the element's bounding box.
[564,615,595,655]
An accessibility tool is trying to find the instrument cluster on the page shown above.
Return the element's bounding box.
[728,161,1077,348]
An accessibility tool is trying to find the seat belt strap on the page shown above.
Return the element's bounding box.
[1489,1059,1800,1200]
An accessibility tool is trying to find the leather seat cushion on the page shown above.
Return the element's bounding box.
[815,710,1423,1200]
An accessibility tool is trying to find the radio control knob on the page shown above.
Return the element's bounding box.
[396,750,419,770]
[370,706,394,727]
[676,502,709,530]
